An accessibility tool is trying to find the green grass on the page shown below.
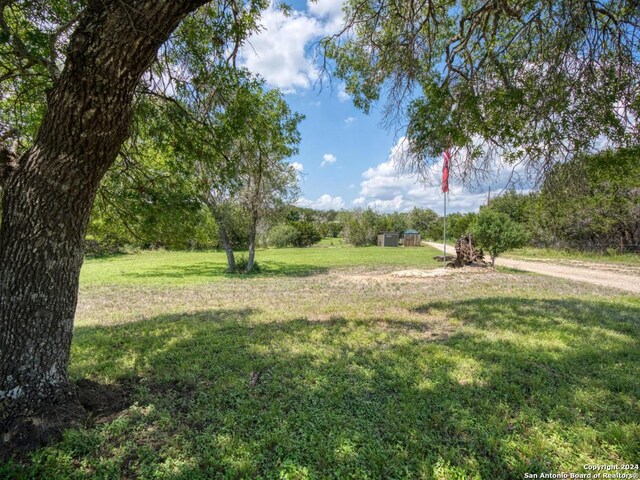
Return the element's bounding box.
[79,244,442,286]
[3,246,639,479]
[504,246,640,265]
[314,237,346,247]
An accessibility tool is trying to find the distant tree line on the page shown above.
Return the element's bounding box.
[483,148,639,254]
[82,147,639,256]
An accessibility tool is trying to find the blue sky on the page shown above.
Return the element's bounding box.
[238,0,502,213]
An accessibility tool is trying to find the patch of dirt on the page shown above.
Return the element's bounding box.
[390,265,491,278]
[1,378,138,461]
[336,265,492,283]
[0,390,85,461]
[390,268,451,278]
[76,378,138,425]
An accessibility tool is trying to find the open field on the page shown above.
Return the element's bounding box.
[80,244,438,287]
[3,245,639,479]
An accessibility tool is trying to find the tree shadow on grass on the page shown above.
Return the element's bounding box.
[4,298,639,479]
[119,261,329,281]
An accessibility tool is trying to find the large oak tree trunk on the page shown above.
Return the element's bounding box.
[0,0,207,424]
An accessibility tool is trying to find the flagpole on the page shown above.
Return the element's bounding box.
[442,144,450,269]
[443,191,447,269]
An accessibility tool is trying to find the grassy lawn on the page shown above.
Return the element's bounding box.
[80,244,441,286]
[314,237,346,247]
[503,246,640,266]
[3,245,639,479]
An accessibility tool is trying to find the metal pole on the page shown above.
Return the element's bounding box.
[443,191,447,269]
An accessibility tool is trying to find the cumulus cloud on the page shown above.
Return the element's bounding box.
[344,116,356,126]
[321,153,337,167]
[353,137,497,213]
[240,8,321,92]
[239,1,345,92]
[308,0,344,19]
[290,161,304,172]
[297,194,345,210]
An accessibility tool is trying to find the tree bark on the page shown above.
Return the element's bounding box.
[203,200,237,272]
[219,226,236,273]
[246,157,264,273]
[0,0,208,423]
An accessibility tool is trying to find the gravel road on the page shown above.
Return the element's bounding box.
[425,242,640,294]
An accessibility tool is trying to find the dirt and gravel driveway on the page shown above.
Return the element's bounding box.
[425,242,640,294]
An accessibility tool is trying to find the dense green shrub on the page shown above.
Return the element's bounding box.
[233,255,261,273]
[318,221,343,238]
[267,224,300,248]
[265,222,321,248]
[290,221,322,247]
[340,209,380,246]
[342,218,375,246]
[472,209,529,266]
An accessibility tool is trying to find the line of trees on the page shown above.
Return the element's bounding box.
[83,145,640,257]
[475,148,640,254]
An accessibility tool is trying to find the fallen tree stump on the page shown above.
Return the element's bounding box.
[451,234,487,268]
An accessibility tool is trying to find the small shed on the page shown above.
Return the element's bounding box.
[402,229,422,247]
[377,232,399,247]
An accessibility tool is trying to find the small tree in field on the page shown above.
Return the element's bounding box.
[189,83,302,273]
[472,209,528,267]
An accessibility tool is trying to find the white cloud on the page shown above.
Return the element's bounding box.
[337,82,350,102]
[308,0,344,19]
[297,194,345,210]
[240,8,321,92]
[290,161,304,172]
[367,195,405,211]
[321,153,337,167]
[308,0,346,33]
[239,1,345,93]
[354,137,496,213]
[344,116,356,126]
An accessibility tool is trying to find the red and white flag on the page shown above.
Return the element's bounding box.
[442,149,451,193]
